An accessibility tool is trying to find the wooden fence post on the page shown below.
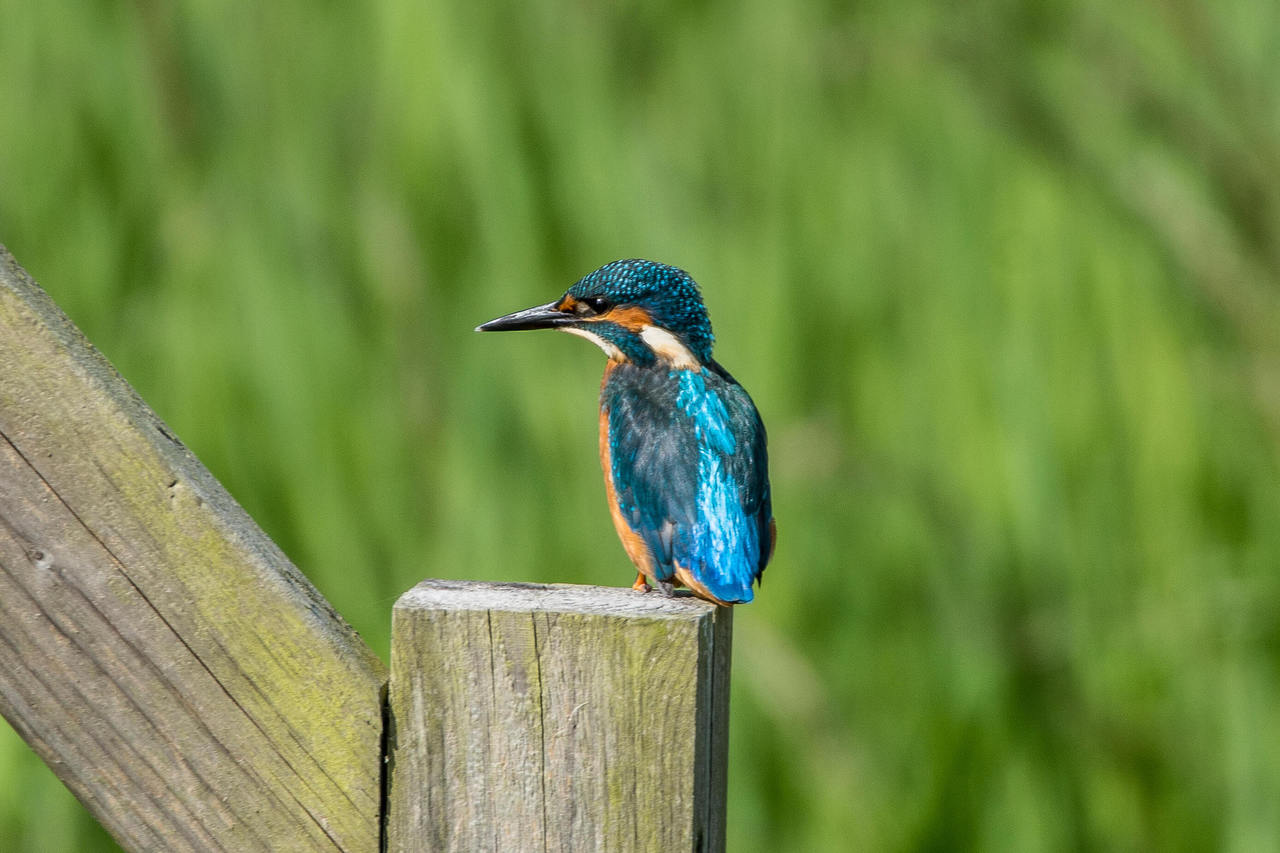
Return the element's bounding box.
[386,580,732,853]
[0,245,386,851]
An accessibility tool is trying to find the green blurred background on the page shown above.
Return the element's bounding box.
[3,0,1280,850]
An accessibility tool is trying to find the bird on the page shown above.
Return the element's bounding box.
[476,259,775,605]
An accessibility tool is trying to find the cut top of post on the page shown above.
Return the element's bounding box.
[396,578,721,620]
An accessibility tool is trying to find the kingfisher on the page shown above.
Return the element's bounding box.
[476,259,775,605]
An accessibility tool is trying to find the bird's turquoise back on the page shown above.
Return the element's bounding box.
[603,360,772,604]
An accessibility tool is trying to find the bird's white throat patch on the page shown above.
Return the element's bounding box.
[561,325,624,360]
[639,325,700,368]
[560,323,701,367]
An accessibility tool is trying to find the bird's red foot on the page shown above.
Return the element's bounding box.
[632,573,651,592]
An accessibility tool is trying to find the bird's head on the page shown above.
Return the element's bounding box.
[476,259,714,368]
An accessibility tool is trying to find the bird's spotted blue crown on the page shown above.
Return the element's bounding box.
[477,259,775,605]
[566,260,715,364]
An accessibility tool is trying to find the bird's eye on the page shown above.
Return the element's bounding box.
[581,297,612,315]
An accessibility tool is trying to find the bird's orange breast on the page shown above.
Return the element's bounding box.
[598,363,658,581]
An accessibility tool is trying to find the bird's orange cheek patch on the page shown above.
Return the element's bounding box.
[601,306,653,332]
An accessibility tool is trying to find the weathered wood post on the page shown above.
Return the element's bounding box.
[386,580,732,853]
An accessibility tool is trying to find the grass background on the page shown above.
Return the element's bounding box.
[3,0,1280,849]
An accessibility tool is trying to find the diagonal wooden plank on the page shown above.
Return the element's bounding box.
[0,245,386,852]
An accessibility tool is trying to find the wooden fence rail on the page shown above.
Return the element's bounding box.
[0,244,731,852]
[0,245,387,851]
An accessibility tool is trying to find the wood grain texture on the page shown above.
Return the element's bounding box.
[0,245,386,851]
[387,580,732,853]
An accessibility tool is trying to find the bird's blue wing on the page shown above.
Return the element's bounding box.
[605,364,772,603]
[603,366,694,583]
[707,360,774,579]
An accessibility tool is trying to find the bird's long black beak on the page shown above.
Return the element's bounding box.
[475,300,575,332]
